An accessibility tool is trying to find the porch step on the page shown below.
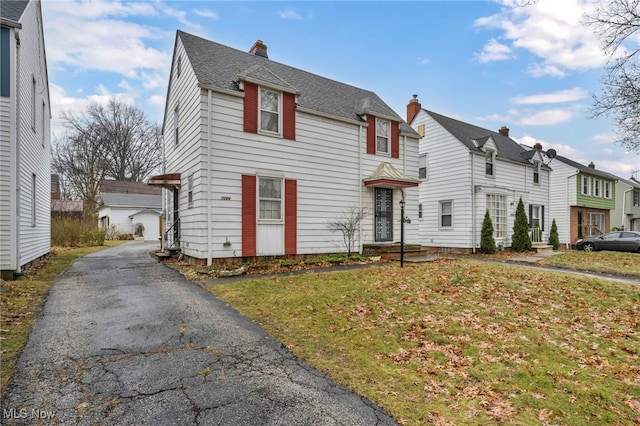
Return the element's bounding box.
[155,247,181,262]
[532,243,554,254]
[363,243,427,259]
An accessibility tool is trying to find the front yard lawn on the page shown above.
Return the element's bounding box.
[208,259,640,425]
[540,250,640,276]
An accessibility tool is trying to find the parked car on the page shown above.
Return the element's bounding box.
[574,231,640,253]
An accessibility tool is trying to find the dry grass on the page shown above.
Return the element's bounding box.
[208,259,640,425]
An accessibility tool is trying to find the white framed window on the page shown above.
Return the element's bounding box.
[485,150,495,176]
[581,176,590,195]
[587,212,605,237]
[593,179,601,197]
[174,106,179,146]
[41,100,46,146]
[634,190,640,207]
[32,76,36,131]
[486,194,507,238]
[604,181,611,199]
[187,174,193,207]
[176,55,182,77]
[260,87,280,134]
[419,154,427,180]
[533,162,540,184]
[258,176,282,221]
[376,118,389,154]
[440,200,452,228]
[418,203,423,219]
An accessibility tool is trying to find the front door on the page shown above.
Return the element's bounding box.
[375,188,393,242]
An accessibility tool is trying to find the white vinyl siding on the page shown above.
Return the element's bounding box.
[160,38,420,261]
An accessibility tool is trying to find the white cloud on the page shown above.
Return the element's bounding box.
[474,38,514,63]
[148,95,165,106]
[591,132,617,144]
[512,87,588,105]
[193,9,220,20]
[474,0,608,76]
[279,9,303,20]
[527,63,566,78]
[518,108,574,125]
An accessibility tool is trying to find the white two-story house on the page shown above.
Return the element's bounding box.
[0,0,51,279]
[407,96,551,253]
[149,32,420,264]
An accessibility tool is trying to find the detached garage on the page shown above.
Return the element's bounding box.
[98,193,162,241]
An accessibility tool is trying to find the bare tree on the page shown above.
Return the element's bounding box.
[587,0,640,151]
[53,98,162,213]
[328,207,367,256]
[52,123,110,214]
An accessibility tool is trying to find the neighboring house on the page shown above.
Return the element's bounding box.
[149,32,420,264]
[0,0,51,279]
[406,96,551,253]
[545,156,616,247]
[97,180,162,241]
[610,176,640,232]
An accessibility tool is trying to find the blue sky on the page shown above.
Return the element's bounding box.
[41,0,640,178]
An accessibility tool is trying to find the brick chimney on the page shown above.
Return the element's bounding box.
[498,126,510,137]
[249,39,268,58]
[533,142,542,151]
[406,94,421,124]
[588,161,595,169]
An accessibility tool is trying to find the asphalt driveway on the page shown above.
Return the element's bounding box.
[2,241,396,425]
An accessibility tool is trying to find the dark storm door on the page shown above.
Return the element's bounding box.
[375,188,393,242]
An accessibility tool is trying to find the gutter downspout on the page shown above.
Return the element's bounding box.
[207,89,213,266]
[358,124,363,254]
[14,29,21,273]
[471,152,476,254]
[622,186,632,230]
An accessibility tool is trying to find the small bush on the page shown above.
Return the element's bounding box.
[480,210,497,254]
[549,218,560,250]
[511,197,532,252]
[51,217,106,247]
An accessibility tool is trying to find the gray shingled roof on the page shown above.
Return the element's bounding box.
[553,155,620,180]
[424,109,539,166]
[177,31,417,135]
[99,193,161,209]
[0,0,29,22]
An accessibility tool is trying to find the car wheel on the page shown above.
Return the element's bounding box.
[582,242,596,252]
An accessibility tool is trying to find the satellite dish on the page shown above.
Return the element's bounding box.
[546,149,557,159]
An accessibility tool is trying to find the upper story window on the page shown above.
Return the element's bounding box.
[593,179,601,197]
[1,27,9,97]
[533,161,540,184]
[176,55,182,77]
[634,190,640,207]
[32,76,36,131]
[581,176,590,195]
[604,181,611,199]
[376,118,389,154]
[260,88,280,134]
[485,150,495,176]
[419,154,427,180]
[173,106,179,145]
[258,176,282,221]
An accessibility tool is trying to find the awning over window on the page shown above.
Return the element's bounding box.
[363,162,419,188]
[148,173,181,188]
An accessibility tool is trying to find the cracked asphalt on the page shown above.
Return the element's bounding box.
[2,241,396,425]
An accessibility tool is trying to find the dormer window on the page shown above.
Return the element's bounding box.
[260,87,280,134]
[485,150,495,176]
[376,118,389,154]
[533,161,540,184]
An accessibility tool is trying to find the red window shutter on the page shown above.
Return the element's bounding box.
[366,115,376,154]
[243,82,258,134]
[284,179,297,255]
[283,92,296,140]
[242,175,256,256]
[391,121,400,158]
